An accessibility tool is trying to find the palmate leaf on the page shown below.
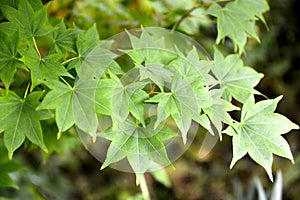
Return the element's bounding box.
[168,47,214,108]
[52,20,80,54]
[0,30,24,90]
[206,0,269,53]
[224,95,299,181]
[95,77,148,127]
[146,76,199,144]
[37,78,99,138]
[95,78,118,116]
[0,91,52,159]
[99,117,177,174]
[235,0,269,24]
[202,89,237,138]
[109,73,148,126]
[67,24,101,72]
[212,48,263,103]
[21,46,72,90]
[0,0,51,39]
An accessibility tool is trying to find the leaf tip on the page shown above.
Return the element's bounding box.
[269,173,274,182]
[265,167,274,182]
[44,147,49,154]
[275,95,284,102]
[100,163,107,170]
[259,73,264,79]
[229,159,236,169]
[291,157,295,165]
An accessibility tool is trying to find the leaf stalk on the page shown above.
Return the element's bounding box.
[32,36,41,58]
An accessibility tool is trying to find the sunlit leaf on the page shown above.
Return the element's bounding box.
[224,95,299,181]
[99,117,177,174]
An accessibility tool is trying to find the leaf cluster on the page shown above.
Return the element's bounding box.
[0,0,298,189]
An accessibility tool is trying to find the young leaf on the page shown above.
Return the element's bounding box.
[206,0,269,53]
[202,89,235,138]
[99,117,177,174]
[0,91,52,159]
[224,95,299,181]
[110,73,147,125]
[212,48,263,103]
[37,79,99,138]
[146,76,199,143]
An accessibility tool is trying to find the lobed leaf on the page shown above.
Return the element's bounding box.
[207,0,269,53]
[225,95,299,181]
[212,48,263,103]
[0,91,52,158]
[99,117,177,174]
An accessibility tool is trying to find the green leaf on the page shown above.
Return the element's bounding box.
[95,75,148,121]
[212,48,263,103]
[202,89,235,138]
[0,30,24,89]
[22,46,72,90]
[37,79,99,137]
[27,0,43,11]
[137,63,174,91]
[67,24,102,72]
[1,0,51,39]
[99,117,177,174]
[146,76,199,143]
[0,91,52,158]
[224,95,299,181]
[129,89,149,127]
[95,78,118,115]
[109,73,147,125]
[0,22,18,35]
[206,0,269,53]
[235,0,269,24]
[52,20,79,54]
[126,28,166,50]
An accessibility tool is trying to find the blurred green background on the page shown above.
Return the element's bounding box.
[0,0,299,199]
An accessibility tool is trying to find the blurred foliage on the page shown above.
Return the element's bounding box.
[0,0,299,199]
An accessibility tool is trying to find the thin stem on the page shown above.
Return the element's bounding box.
[32,36,41,58]
[61,56,78,65]
[171,0,233,32]
[59,75,73,89]
[171,5,201,33]
[140,175,151,200]
[23,82,31,99]
[148,84,156,95]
